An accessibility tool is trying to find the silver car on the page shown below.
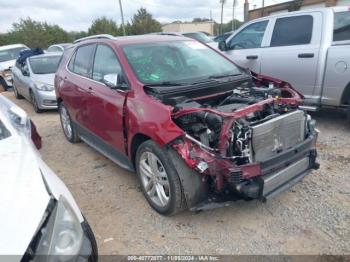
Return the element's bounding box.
[11,52,61,113]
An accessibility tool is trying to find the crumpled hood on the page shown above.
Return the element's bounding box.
[0,135,50,256]
[31,73,55,86]
[0,59,16,71]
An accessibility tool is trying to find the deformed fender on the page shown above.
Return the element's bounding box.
[167,147,208,209]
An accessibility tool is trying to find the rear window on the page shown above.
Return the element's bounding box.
[0,120,11,140]
[271,15,313,47]
[29,56,61,74]
[334,11,350,42]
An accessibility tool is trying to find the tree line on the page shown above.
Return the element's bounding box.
[0,8,243,49]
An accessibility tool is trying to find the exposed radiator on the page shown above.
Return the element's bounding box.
[251,110,306,162]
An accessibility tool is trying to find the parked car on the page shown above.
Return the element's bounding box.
[0,95,97,261]
[0,44,28,92]
[47,43,72,53]
[218,7,350,119]
[55,34,319,215]
[12,52,61,112]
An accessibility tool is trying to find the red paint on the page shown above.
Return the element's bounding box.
[55,36,305,192]
[30,120,42,150]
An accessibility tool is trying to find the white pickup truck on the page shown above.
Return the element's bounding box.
[218,7,350,119]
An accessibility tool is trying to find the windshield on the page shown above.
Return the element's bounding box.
[183,32,213,43]
[334,11,350,42]
[0,47,26,63]
[122,41,242,85]
[29,56,61,74]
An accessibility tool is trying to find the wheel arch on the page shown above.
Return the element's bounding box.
[130,133,151,167]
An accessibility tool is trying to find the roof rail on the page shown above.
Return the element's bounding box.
[74,34,115,44]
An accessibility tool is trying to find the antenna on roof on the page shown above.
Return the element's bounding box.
[74,34,115,44]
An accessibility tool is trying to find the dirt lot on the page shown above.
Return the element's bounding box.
[3,91,350,255]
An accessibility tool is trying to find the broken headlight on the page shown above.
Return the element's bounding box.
[35,195,83,261]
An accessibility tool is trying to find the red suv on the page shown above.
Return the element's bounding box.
[55,34,319,215]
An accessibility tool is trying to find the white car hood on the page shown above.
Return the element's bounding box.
[0,135,50,256]
[32,73,55,86]
[0,59,16,71]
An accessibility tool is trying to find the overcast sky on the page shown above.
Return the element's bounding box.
[0,0,285,33]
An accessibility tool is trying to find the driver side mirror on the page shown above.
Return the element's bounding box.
[103,73,126,90]
[21,66,30,77]
[218,40,228,51]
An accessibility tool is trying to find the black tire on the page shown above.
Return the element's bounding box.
[347,100,350,124]
[135,140,186,216]
[59,102,80,143]
[30,91,43,113]
[0,78,8,93]
[13,83,24,99]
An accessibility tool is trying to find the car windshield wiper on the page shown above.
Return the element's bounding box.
[144,81,188,87]
[208,73,242,79]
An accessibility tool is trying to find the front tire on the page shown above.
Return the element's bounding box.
[136,140,186,216]
[0,78,7,93]
[30,91,43,113]
[13,83,24,99]
[59,102,80,143]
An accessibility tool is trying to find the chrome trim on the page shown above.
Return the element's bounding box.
[263,157,309,196]
[74,34,115,44]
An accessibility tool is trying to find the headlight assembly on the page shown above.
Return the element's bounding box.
[35,196,83,261]
[35,82,54,91]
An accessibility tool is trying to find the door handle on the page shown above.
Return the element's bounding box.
[298,53,314,58]
[87,87,94,94]
[246,55,258,60]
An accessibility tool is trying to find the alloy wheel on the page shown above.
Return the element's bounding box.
[139,151,170,207]
[60,105,73,139]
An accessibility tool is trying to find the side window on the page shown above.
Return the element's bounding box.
[334,12,350,42]
[70,44,95,78]
[270,15,313,47]
[228,21,268,50]
[68,52,76,72]
[92,45,122,82]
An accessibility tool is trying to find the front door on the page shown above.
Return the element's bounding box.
[86,44,127,153]
[223,19,270,74]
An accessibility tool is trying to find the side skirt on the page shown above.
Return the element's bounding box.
[75,123,135,172]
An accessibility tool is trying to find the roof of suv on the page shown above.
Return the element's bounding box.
[77,34,193,46]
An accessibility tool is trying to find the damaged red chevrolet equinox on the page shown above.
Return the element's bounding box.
[55,34,319,215]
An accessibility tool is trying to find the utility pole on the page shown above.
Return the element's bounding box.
[118,0,126,36]
[232,0,237,31]
[210,9,214,35]
[262,0,265,16]
[220,0,226,35]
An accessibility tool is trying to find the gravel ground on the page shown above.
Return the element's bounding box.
[3,91,350,255]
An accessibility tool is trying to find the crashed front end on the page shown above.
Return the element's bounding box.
[152,78,319,211]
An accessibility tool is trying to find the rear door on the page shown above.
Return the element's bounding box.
[85,43,127,154]
[223,19,271,74]
[260,12,322,102]
[64,44,96,129]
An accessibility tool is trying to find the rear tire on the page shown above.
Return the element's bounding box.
[59,102,80,143]
[136,140,186,216]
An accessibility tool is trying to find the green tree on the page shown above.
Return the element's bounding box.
[0,18,72,48]
[130,8,161,35]
[88,17,120,36]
